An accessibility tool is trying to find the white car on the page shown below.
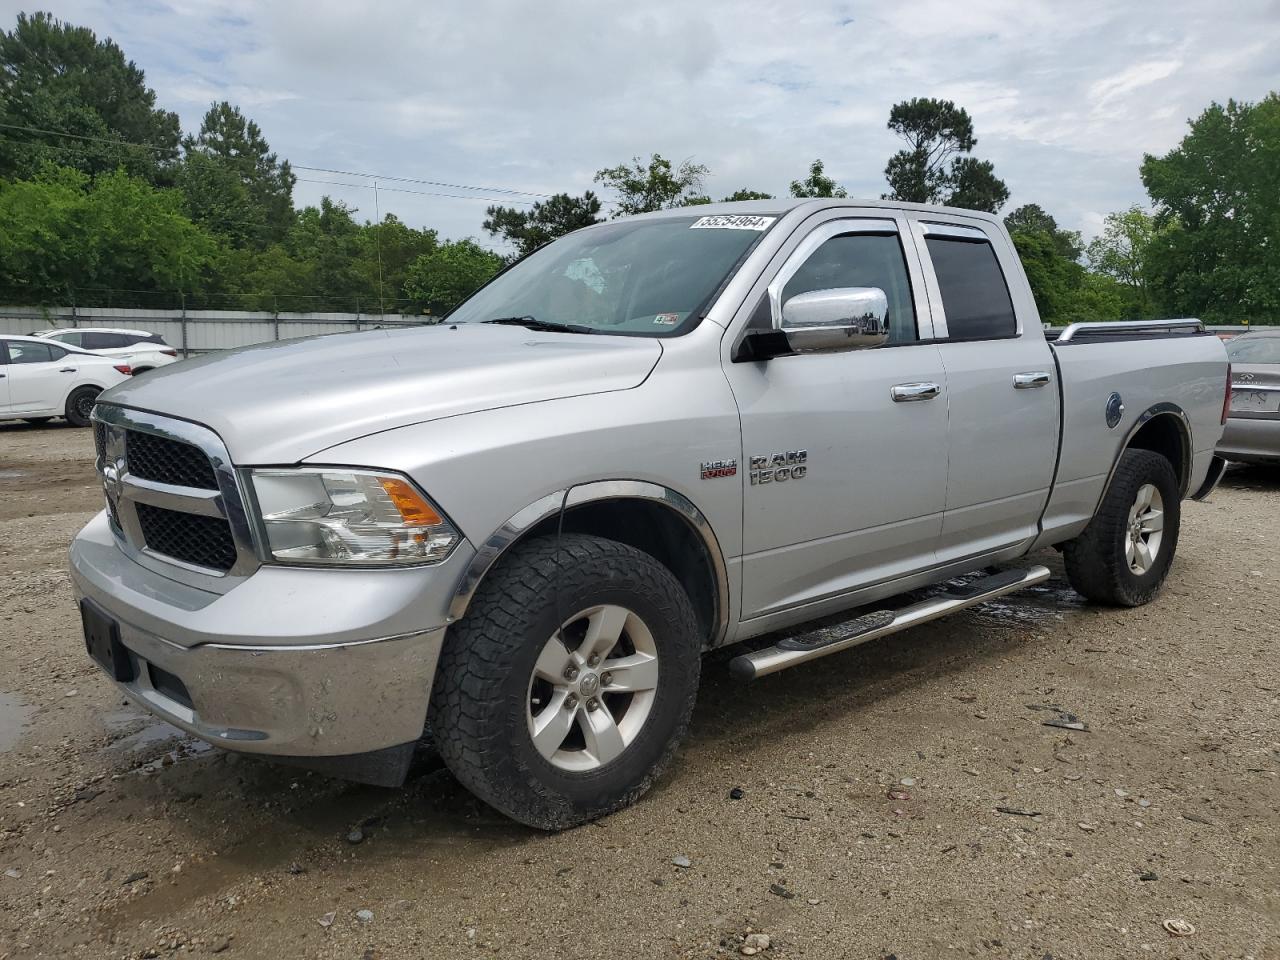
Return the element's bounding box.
[34,327,180,374]
[0,335,133,427]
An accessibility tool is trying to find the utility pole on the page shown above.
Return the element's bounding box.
[373,178,387,316]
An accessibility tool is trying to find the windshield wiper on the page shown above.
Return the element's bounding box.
[483,316,596,334]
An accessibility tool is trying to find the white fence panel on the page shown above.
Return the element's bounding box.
[0,305,434,355]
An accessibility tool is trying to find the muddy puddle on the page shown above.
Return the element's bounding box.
[968,577,1088,627]
[0,689,34,752]
[101,704,216,773]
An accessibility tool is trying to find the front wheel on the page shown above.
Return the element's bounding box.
[431,534,700,830]
[64,386,101,427]
[1063,448,1180,606]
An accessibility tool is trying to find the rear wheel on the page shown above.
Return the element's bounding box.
[431,534,700,830]
[1063,448,1180,606]
[64,386,100,427]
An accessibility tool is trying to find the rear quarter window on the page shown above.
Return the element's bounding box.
[926,237,1017,340]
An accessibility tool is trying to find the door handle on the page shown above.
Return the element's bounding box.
[60,367,77,373]
[891,382,941,402]
[1013,371,1051,389]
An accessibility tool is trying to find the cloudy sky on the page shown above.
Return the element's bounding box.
[5,0,1279,248]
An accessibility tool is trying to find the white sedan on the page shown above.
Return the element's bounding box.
[0,335,132,427]
[34,327,180,374]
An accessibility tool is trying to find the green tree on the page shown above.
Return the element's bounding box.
[355,214,438,312]
[282,198,370,311]
[722,188,774,201]
[176,151,263,248]
[945,157,1009,214]
[790,159,847,198]
[403,239,504,314]
[1011,230,1080,323]
[1070,272,1127,323]
[1004,203,1083,260]
[1086,206,1160,318]
[223,244,314,312]
[0,164,218,304]
[483,191,603,258]
[183,101,296,245]
[883,98,1008,212]
[594,154,709,216]
[1141,94,1280,324]
[0,12,180,183]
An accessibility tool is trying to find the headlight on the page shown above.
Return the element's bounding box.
[249,468,459,566]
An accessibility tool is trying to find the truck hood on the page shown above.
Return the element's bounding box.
[99,324,662,463]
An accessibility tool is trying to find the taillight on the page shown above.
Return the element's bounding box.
[114,364,133,376]
[160,349,177,357]
[1221,362,1232,425]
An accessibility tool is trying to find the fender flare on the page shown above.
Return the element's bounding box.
[448,480,731,645]
[1100,401,1194,501]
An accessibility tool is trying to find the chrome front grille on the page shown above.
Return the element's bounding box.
[135,502,238,572]
[91,406,259,587]
[126,431,219,489]
[93,420,108,464]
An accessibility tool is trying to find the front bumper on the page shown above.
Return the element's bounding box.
[1218,417,1280,464]
[70,511,471,769]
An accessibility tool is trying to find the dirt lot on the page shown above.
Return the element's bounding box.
[0,421,1277,960]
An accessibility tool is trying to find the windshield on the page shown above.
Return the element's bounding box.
[1226,334,1280,364]
[447,215,776,336]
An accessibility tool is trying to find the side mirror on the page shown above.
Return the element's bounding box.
[780,287,890,353]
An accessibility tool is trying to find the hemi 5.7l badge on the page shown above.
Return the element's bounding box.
[700,459,738,480]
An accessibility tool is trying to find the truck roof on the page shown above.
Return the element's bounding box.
[623,197,1005,226]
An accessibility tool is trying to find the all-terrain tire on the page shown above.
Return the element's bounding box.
[64,386,100,427]
[1063,448,1180,606]
[430,534,701,830]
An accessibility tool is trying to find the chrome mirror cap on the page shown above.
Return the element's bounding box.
[780,287,890,352]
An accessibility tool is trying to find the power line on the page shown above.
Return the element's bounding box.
[0,120,556,201]
[0,134,536,208]
[293,176,534,206]
[291,164,552,199]
[0,121,175,153]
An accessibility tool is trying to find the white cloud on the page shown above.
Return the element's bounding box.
[1090,59,1185,109]
[2,0,1278,244]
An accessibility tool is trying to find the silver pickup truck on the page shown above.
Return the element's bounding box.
[70,199,1231,829]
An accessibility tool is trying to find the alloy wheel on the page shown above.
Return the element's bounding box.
[526,604,660,772]
[1125,483,1164,574]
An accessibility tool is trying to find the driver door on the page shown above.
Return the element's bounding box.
[723,213,950,624]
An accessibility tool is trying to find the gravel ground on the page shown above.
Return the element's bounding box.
[1,421,1277,960]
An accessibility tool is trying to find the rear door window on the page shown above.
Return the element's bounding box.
[925,237,1016,339]
[81,332,131,349]
[7,341,56,364]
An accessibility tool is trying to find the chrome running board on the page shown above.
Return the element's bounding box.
[729,565,1052,680]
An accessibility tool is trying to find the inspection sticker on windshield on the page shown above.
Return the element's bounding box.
[690,214,775,231]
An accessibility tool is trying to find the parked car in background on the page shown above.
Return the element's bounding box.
[0,335,132,426]
[1219,328,1280,465]
[33,327,179,374]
